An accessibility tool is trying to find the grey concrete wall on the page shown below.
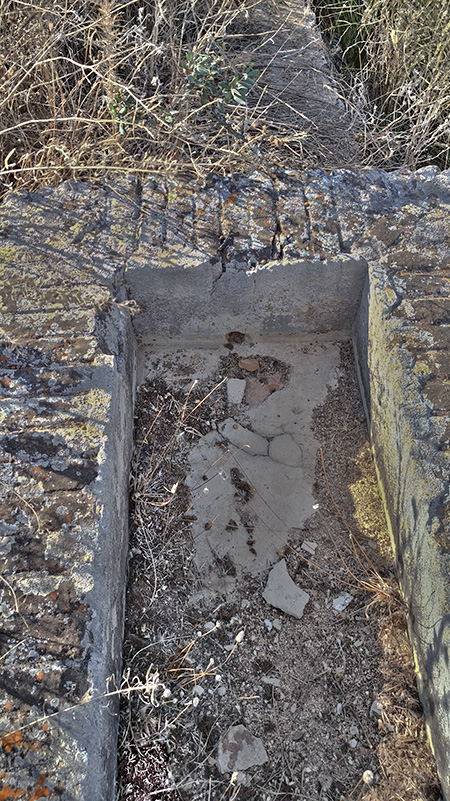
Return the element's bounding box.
[354,262,450,801]
[127,257,368,342]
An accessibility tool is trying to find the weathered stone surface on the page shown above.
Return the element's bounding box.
[0,181,136,800]
[3,164,450,799]
[352,171,450,799]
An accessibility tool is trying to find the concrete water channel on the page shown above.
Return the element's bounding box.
[1,168,450,800]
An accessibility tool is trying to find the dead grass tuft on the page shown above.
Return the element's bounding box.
[314,0,450,169]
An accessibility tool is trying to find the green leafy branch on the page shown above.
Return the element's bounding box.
[182,47,258,113]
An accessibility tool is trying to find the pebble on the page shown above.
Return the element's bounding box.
[332,592,354,614]
[370,699,382,718]
[362,770,375,786]
[301,540,318,555]
[261,676,280,687]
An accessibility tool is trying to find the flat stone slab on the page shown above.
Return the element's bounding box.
[217,725,268,773]
[226,379,246,405]
[263,560,310,619]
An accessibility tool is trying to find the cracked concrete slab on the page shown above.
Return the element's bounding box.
[144,336,342,588]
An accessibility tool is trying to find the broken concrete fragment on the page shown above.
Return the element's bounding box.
[218,418,268,456]
[227,378,246,404]
[301,540,318,555]
[263,559,310,619]
[332,592,354,614]
[217,725,268,773]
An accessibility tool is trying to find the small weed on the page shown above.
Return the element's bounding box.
[182,47,258,113]
[109,91,140,135]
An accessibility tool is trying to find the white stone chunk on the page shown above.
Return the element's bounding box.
[226,379,246,405]
[332,592,354,614]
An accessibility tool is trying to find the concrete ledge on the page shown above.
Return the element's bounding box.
[355,270,450,800]
[2,167,450,799]
[0,183,136,800]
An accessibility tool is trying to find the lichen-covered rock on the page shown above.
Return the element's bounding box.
[0,180,136,800]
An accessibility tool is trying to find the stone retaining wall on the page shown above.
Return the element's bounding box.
[1,167,450,799]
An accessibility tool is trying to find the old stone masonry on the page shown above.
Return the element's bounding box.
[1,166,450,799]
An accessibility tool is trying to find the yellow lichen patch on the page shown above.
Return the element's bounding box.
[71,388,111,424]
[349,441,393,558]
[0,244,18,263]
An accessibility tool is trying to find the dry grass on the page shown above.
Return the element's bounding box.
[0,0,335,198]
[0,0,448,199]
[314,0,450,169]
[0,0,265,196]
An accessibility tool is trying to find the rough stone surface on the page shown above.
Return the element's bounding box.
[217,725,268,773]
[0,181,136,800]
[263,560,310,619]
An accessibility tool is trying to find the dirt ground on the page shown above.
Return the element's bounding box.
[116,339,442,801]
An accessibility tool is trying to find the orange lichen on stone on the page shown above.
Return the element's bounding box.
[35,670,44,681]
[0,786,24,800]
[1,730,23,754]
[29,774,50,800]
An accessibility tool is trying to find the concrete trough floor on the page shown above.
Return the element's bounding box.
[122,317,441,799]
[140,335,344,593]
